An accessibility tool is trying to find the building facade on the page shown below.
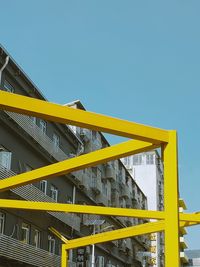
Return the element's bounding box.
[122,152,164,267]
[185,250,200,267]
[0,45,150,267]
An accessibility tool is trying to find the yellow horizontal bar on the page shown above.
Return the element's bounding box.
[0,139,158,192]
[49,227,68,243]
[0,199,165,219]
[180,213,200,223]
[0,91,169,143]
[63,221,165,249]
[1,199,200,227]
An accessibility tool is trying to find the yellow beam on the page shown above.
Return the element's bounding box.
[180,213,200,223]
[1,198,200,226]
[0,91,169,143]
[49,227,68,243]
[163,131,180,267]
[0,198,165,219]
[63,221,165,250]
[62,245,68,267]
[0,139,158,192]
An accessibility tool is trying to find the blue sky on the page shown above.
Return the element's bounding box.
[1,0,200,249]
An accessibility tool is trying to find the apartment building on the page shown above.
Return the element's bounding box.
[122,151,164,267]
[0,45,150,267]
[185,250,200,267]
[179,199,189,266]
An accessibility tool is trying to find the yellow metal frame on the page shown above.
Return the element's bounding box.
[0,90,199,267]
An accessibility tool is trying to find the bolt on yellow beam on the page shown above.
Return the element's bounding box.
[163,131,180,267]
[0,139,158,192]
[0,90,169,143]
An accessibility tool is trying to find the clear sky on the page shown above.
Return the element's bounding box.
[1,0,200,249]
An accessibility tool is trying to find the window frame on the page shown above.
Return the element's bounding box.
[39,180,47,195]
[50,185,58,202]
[0,212,5,234]
[33,228,41,248]
[21,222,30,244]
[39,119,47,134]
[48,235,56,254]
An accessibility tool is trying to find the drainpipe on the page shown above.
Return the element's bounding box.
[0,56,9,84]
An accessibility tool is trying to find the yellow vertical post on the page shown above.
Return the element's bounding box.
[62,245,68,267]
[164,130,180,267]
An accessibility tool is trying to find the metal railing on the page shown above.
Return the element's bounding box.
[0,233,60,267]
[5,111,68,161]
[0,166,81,231]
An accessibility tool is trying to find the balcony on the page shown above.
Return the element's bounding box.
[102,165,116,182]
[4,111,68,162]
[111,181,119,191]
[0,166,81,231]
[180,251,189,264]
[111,190,120,207]
[96,193,108,206]
[180,236,188,249]
[120,184,131,199]
[0,233,60,267]
[91,176,102,194]
[72,170,90,190]
[126,238,133,250]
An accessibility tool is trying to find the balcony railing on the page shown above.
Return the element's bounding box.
[5,111,68,162]
[0,233,60,267]
[0,166,81,231]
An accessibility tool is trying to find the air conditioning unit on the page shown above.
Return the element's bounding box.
[97,256,105,267]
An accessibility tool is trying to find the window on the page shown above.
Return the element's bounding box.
[0,150,12,169]
[29,116,36,125]
[4,80,14,93]
[48,235,55,254]
[132,155,142,165]
[39,180,47,194]
[146,154,154,165]
[0,212,5,234]
[52,133,60,151]
[21,222,30,244]
[39,119,47,134]
[33,229,41,248]
[50,185,58,202]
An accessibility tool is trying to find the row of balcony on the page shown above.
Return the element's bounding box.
[0,165,81,231]
[3,111,135,207]
[0,233,60,267]
[4,111,68,162]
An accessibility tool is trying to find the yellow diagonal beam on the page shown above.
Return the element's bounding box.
[0,199,165,220]
[49,227,68,243]
[63,221,165,250]
[0,91,169,143]
[0,139,158,192]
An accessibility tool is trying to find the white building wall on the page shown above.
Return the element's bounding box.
[122,151,164,267]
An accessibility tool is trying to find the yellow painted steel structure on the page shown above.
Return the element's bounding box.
[0,90,199,267]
